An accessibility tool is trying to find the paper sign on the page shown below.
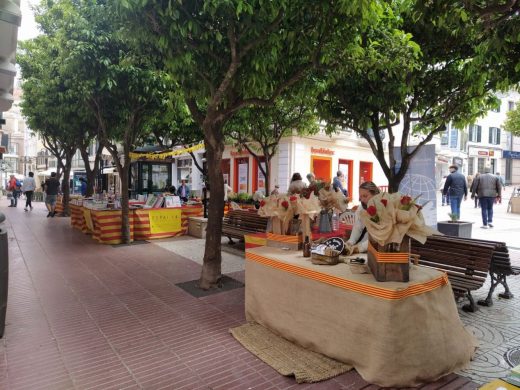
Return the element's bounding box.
[149,209,182,234]
[83,208,94,232]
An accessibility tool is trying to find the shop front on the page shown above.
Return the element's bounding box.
[130,160,173,195]
[468,147,502,175]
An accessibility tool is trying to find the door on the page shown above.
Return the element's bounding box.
[359,161,373,185]
[234,157,249,193]
[338,159,353,198]
[311,156,332,182]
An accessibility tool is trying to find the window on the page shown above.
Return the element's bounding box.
[459,131,468,152]
[468,157,474,176]
[491,103,501,113]
[508,101,516,111]
[440,129,448,145]
[8,142,19,155]
[477,158,486,174]
[449,127,458,148]
[488,127,501,145]
[468,124,481,142]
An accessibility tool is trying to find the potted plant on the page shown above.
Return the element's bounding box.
[436,213,473,238]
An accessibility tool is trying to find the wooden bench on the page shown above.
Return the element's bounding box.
[411,235,495,312]
[222,210,268,244]
[443,237,520,307]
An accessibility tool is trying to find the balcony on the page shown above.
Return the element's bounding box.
[0,0,21,112]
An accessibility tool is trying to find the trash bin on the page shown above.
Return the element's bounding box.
[0,227,8,338]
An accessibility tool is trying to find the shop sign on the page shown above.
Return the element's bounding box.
[503,150,520,159]
[477,151,488,156]
[149,209,182,234]
[437,157,449,163]
[311,147,334,155]
[452,157,463,166]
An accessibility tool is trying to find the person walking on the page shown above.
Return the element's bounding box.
[332,170,348,197]
[442,164,467,220]
[21,172,36,211]
[439,175,450,206]
[470,172,480,208]
[7,175,21,208]
[44,172,61,217]
[471,166,501,229]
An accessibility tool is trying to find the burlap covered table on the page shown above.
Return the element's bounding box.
[245,247,477,387]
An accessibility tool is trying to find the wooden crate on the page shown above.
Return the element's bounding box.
[266,233,302,250]
[367,237,410,282]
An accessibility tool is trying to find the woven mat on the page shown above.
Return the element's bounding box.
[230,322,352,383]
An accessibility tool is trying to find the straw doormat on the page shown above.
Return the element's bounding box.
[230,322,352,383]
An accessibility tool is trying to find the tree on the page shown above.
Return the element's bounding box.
[18,36,84,216]
[226,92,319,195]
[35,0,170,242]
[504,103,520,137]
[119,0,377,289]
[318,1,498,192]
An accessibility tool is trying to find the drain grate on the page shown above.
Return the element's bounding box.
[504,346,520,367]
[176,275,244,298]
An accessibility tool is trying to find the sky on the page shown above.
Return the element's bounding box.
[18,0,40,41]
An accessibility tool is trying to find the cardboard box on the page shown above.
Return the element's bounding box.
[188,217,208,238]
[266,233,302,250]
[510,197,520,214]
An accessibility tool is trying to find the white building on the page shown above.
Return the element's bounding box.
[435,90,520,185]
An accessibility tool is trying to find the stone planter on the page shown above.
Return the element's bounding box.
[437,221,473,238]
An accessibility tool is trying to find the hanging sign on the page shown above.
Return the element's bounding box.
[129,142,204,160]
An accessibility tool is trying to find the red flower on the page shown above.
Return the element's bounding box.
[281,200,289,209]
[400,196,412,205]
[289,196,298,202]
[260,200,266,207]
[381,199,388,207]
[367,205,377,216]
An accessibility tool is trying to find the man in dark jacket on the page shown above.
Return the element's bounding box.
[443,165,467,220]
[471,166,501,229]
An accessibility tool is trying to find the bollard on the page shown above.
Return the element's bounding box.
[0,227,7,338]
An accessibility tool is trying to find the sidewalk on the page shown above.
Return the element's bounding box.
[0,198,517,389]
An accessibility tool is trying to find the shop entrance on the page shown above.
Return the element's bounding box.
[234,157,249,193]
[338,159,353,198]
[359,161,373,184]
[311,156,332,182]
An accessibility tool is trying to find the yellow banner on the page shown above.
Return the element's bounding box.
[129,142,204,160]
[83,208,94,232]
[149,209,182,234]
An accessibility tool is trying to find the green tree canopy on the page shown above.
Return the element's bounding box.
[119,0,380,288]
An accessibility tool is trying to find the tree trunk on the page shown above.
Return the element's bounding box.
[86,170,97,197]
[61,160,72,217]
[120,149,131,244]
[199,120,225,290]
[264,157,271,195]
[79,144,102,197]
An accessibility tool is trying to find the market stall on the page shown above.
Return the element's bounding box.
[70,200,203,244]
[133,205,203,240]
[244,246,476,387]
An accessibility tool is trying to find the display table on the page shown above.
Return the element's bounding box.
[245,246,476,387]
[70,204,87,233]
[244,223,352,249]
[89,209,135,244]
[133,205,203,240]
[70,204,203,244]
